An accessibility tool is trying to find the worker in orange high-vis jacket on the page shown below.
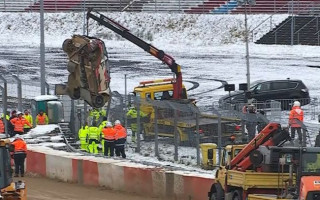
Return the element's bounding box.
[10,112,33,136]
[36,110,49,125]
[289,101,304,145]
[114,120,127,158]
[0,116,5,134]
[12,135,27,177]
[102,122,116,157]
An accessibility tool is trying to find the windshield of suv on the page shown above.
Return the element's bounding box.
[250,80,265,90]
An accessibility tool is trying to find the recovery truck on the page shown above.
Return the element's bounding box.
[86,10,242,145]
[208,122,320,200]
[0,139,26,200]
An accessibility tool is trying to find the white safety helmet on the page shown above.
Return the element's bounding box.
[15,135,22,140]
[293,101,301,107]
[114,120,121,125]
[16,111,22,115]
[106,122,113,127]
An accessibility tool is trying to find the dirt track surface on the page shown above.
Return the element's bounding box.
[17,176,159,200]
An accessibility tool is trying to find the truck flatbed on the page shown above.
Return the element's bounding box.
[227,170,295,190]
[248,194,289,200]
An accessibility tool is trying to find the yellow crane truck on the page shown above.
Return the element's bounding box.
[86,10,242,145]
[133,79,242,145]
[0,139,26,200]
[208,122,320,200]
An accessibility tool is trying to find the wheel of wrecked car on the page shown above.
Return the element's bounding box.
[70,88,80,100]
[62,39,74,54]
[94,95,105,108]
[67,61,77,73]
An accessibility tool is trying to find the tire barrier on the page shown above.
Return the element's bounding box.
[26,146,213,200]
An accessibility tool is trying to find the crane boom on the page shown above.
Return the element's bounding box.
[87,10,183,99]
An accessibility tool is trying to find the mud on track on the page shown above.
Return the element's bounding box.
[17,176,159,200]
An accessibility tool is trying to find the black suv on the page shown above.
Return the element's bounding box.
[219,79,310,110]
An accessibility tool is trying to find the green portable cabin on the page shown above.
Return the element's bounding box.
[31,95,64,125]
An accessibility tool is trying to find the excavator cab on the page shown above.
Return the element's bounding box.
[299,147,320,200]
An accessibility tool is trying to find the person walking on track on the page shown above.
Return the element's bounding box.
[12,135,27,177]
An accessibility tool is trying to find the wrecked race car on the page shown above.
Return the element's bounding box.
[56,35,111,108]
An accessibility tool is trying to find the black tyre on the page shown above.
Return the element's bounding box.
[210,193,218,200]
[94,95,105,108]
[67,61,77,73]
[62,39,74,53]
[73,88,80,99]
[232,189,243,200]
[210,183,224,200]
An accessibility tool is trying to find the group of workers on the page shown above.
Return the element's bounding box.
[78,118,127,158]
[0,109,49,136]
[0,110,49,177]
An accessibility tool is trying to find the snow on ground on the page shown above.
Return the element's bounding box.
[1,12,320,172]
[0,12,288,47]
[24,124,60,138]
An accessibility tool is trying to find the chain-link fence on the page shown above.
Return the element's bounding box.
[1,75,320,168]
[115,95,247,167]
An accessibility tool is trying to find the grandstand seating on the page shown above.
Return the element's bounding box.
[26,0,82,12]
[231,0,320,14]
[185,0,225,14]
[256,16,320,45]
[0,0,32,12]
[212,0,237,14]
[141,0,202,12]
[0,0,320,14]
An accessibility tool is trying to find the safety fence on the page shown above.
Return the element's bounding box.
[1,76,320,167]
[0,76,72,122]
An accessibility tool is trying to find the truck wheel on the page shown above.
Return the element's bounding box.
[210,183,223,200]
[232,190,242,200]
[210,193,218,200]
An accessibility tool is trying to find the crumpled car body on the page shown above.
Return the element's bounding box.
[56,35,111,108]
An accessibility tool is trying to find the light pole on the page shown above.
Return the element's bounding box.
[238,0,255,89]
[40,0,46,95]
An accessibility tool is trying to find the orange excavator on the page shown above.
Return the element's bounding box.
[208,122,320,200]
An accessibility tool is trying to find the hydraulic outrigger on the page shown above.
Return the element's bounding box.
[86,9,183,99]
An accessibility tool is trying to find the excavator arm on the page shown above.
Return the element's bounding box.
[86,10,183,99]
[230,122,290,171]
[230,123,280,169]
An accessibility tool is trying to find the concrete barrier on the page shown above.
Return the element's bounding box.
[26,147,214,199]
